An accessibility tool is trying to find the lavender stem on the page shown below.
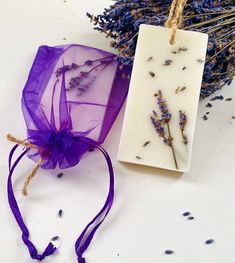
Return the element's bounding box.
[166,123,178,170]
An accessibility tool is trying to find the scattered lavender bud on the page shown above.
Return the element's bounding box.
[175,86,180,94]
[57,173,64,179]
[188,216,194,220]
[51,236,59,241]
[225,98,232,101]
[210,95,224,101]
[149,71,155,77]
[143,141,151,147]
[206,112,210,115]
[203,115,208,121]
[182,66,187,70]
[136,156,142,160]
[58,209,63,217]
[206,103,213,108]
[205,239,214,245]
[165,250,174,255]
[182,212,191,216]
[176,86,187,94]
[197,59,204,63]
[179,47,188,52]
[163,59,173,66]
[147,57,153,62]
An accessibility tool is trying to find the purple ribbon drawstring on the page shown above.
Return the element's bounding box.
[75,139,114,263]
[8,144,57,261]
[8,138,115,263]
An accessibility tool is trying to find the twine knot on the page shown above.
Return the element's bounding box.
[7,130,91,195]
[165,0,187,45]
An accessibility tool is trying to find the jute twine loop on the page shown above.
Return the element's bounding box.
[7,134,42,196]
[165,0,187,45]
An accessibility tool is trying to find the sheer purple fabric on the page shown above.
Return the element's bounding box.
[22,44,130,169]
[8,44,131,263]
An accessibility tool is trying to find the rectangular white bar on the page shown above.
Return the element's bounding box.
[118,25,208,172]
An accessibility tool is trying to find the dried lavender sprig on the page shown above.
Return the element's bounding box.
[151,90,178,170]
[57,55,115,95]
[55,55,115,77]
[179,110,188,145]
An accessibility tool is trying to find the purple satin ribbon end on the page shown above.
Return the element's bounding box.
[77,255,86,263]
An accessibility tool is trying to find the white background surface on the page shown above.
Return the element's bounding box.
[0,1,235,263]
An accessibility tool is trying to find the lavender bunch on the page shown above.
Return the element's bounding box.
[87,0,235,98]
[151,90,178,169]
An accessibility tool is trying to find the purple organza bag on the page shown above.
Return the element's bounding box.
[8,44,130,263]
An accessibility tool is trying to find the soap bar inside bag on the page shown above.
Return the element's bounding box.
[22,44,130,169]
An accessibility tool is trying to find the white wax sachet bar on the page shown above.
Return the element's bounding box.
[118,25,208,172]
